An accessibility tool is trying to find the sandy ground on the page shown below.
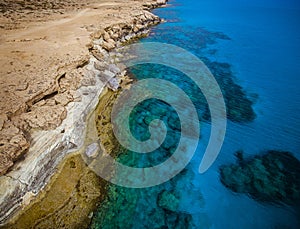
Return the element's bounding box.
[0,0,166,226]
[0,0,161,175]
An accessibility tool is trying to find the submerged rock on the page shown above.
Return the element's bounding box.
[128,60,256,124]
[157,190,180,212]
[220,150,300,205]
[165,211,193,229]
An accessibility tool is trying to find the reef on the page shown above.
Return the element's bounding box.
[90,82,210,228]
[91,89,210,228]
[204,60,256,122]
[220,150,300,205]
[128,61,256,124]
[90,171,208,229]
[143,25,256,123]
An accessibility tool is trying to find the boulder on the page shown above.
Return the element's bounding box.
[101,40,115,51]
[103,31,110,42]
[99,70,115,83]
[157,0,167,5]
[91,29,104,39]
[107,78,119,91]
[91,50,103,61]
[124,34,132,41]
[108,64,121,74]
[110,32,120,40]
[93,61,107,71]
[85,143,99,158]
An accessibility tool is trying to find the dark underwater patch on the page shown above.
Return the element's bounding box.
[220,150,300,205]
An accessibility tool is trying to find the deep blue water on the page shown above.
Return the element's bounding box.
[91,0,300,228]
[146,0,300,228]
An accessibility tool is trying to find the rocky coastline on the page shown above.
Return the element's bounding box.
[0,0,167,226]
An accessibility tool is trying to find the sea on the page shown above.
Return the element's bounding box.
[90,0,300,228]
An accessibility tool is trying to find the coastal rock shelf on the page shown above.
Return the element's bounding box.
[0,0,163,179]
[0,0,167,226]
[1,154,108,228]
[90,10,161,52]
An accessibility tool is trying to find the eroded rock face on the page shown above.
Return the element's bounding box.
[90,9,161,54]
[2,154,107,229]
[0,0,168,225]
[0,117,29,175]
[220,150,300,205]
[0,1,162,176]
[0,55,88,175]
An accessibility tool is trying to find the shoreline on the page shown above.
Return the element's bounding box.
[0,0,167,226]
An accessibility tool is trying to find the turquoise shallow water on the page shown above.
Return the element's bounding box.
[91,0,300,228]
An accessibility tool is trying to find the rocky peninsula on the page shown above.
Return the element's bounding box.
[0,0,167,226]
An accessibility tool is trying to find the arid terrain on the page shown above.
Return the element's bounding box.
[0,0,162,175]
[0,0,165,226]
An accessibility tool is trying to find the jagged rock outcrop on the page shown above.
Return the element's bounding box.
[0,1,162,177]
[0,0,167,225]
[90,9,161,53]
